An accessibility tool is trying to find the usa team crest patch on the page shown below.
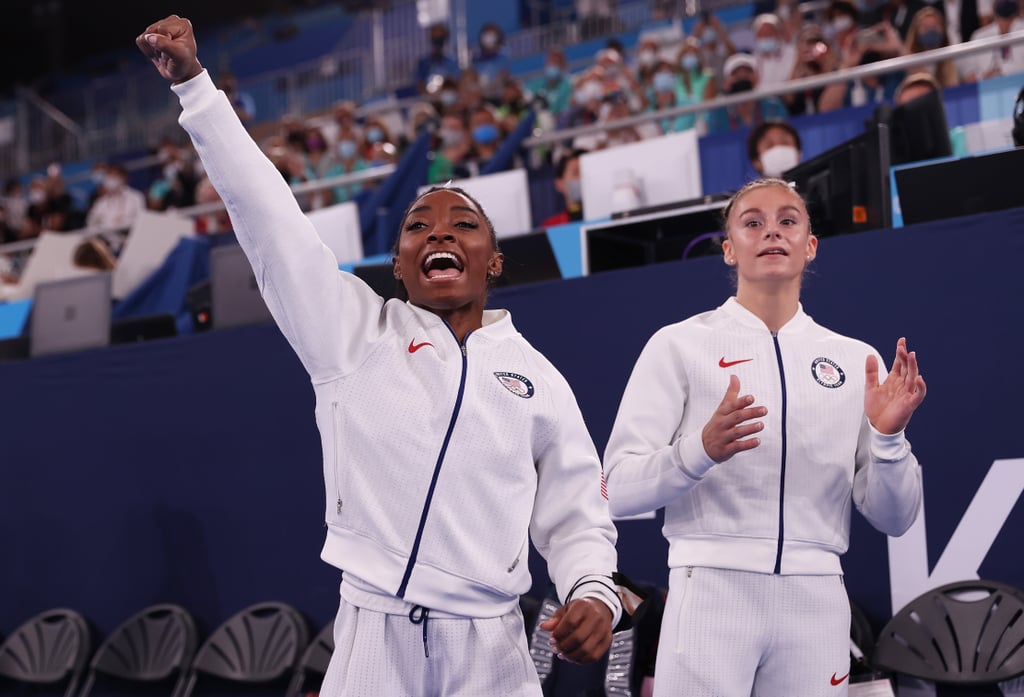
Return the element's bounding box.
[811,357,846,388]
[494,372,535,398]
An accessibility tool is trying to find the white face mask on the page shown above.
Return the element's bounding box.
[759,145,800,177]
[832,15,854,34]
[638,50,657,67]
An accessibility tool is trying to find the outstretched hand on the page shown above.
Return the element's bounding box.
[702,374,766,463]
[865,337,927,435]
[136,15,203,84]
[539,598,613,664]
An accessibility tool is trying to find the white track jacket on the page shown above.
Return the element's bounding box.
[605,298,922,575]
[174,71,620,621]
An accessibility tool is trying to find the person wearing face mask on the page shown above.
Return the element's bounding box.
[961,0,1024,81]
[360,118,395,163]
[826,0,863,64]
[903,7,960,85]
[634,39,663,91]
[472,22,511,93]
[558,77,605,149]
[542,149,586,226]
[706,53,789,134]
[428,113,474,184]
[467,107,503,174]
[416,22,460,95]
[328,134,370,205]
[86,163,146,233]
[747,120,803,178]
[691,12,738,89]
[674,39,718,128]
[752,14,798,87]
[526,49,574,117]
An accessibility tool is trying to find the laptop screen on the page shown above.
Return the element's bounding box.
[209,244,273,330]
[30,272,112,357]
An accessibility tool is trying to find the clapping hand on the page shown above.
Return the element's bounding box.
[865,337,927,435]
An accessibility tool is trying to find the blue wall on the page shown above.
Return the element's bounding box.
[2,208,1024,696]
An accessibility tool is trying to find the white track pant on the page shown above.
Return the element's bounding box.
[653,567,851,697]
[320,595,544,697]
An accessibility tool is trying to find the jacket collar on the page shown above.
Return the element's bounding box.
[720,296,812,335]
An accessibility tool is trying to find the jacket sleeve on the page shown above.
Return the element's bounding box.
[172,70,383,382]
[603,328,716,517]
[852,348,924,536]
[530,369,622,627]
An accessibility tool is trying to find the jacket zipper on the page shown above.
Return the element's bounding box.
[771,332,788,574]
[333,401,342,516]
[397,325,469,598]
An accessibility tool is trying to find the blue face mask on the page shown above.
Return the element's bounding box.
[755,37,779,55]
[338,140,358,160]
[917,28,943,49]
[366,127,384,144]
[653,72,677,93]
[681,54,700,72]
[544,64,562,79]
[702,28,718,45]
[472,124,499,145]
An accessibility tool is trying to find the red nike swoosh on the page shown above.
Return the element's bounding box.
[830,672,850,686]
[408,339,433,354]
[719,357,753,368]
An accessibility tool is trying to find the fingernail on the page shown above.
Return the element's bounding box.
[146,34,158,45]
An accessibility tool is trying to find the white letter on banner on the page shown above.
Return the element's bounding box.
[888,458,1024,614]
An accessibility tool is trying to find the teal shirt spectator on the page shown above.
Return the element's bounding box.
[705,97,789,134]
[323,158,369,203]
[526,69,574,116]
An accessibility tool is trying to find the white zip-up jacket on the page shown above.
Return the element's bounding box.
[604,298,922,575]
[173,71,620,621]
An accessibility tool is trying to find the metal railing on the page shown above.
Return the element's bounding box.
[523,30,1024,147]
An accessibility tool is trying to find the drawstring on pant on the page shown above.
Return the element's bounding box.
[409,605,430,657]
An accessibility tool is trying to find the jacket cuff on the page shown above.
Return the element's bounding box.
[171,69,217,110]
[676,431,716,480]
[567,575,623,628]
[869,425,911,462]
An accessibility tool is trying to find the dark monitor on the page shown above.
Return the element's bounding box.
[782,121,892,237]
[584,200,728,275]
[353,263,403,300]
[876,88,953,166]
[895,146,1024,226]
[492,229,563,288]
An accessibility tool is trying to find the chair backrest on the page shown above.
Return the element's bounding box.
[871,579,1024,685]
[79,603,198,697]
[284,620,334,697]
[179,602,308,697]
[0,608,91,697]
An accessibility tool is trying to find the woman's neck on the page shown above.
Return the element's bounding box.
[735,283,801,333]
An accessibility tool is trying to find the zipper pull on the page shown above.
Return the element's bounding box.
[461,344,467,357]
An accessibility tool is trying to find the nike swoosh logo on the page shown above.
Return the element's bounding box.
[408,339,433,354]
[719,357,753,368]
[830,672,850,686]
